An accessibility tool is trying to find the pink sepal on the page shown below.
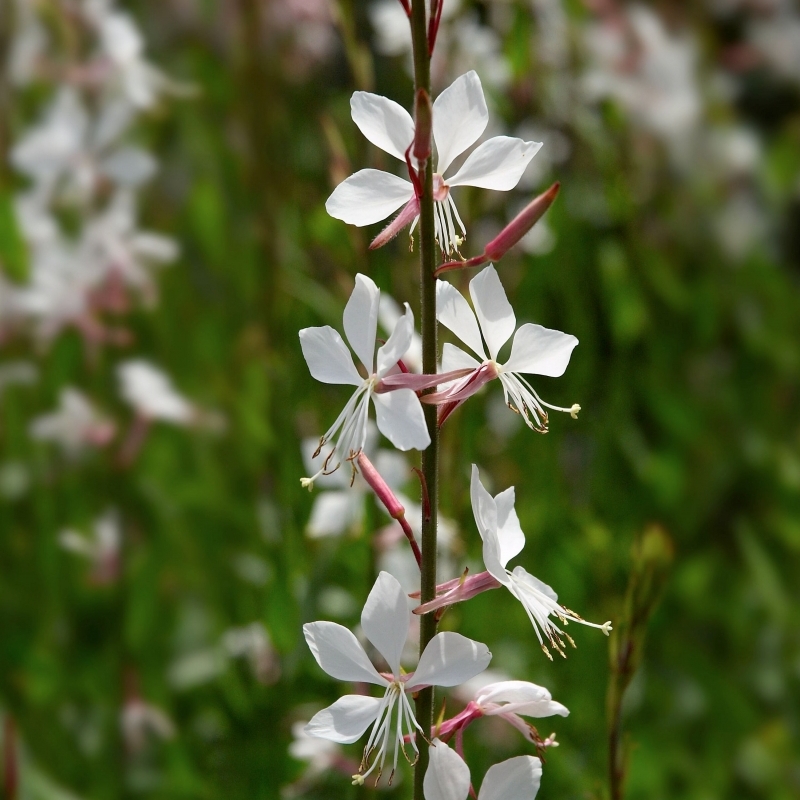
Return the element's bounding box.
[412,570,503,614]
[375,367,473,394]
[370,196,420,250]
[420,362,498,405]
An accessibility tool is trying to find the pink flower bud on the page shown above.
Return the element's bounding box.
[484,182,560,262]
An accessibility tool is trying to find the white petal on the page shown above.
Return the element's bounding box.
[303,621,387,685]
[469,266,515,361]
[307,491,363,538]
[376,303,414,377]
[405,632,491,691]
[424,740,471,800]
[433,71,488,176]
[447,137,541,190]
[494,487,525,566]
[510,566,558,602]
[502,323,578,377]
[299,327,363,386]
[482,524,511,586]
[344,274,380,374]
[305,694,383,744]
[436,280,486,359]
[372,389,430,451]
[361,571,410,676]
[479,756,542,800]
[477,680,569,718]
[351,91,415,162]
[326,169,413,226]
[441,344,481,374]
[470,465,497,543]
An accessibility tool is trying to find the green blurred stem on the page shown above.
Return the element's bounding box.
[607,525,674,800]
[410,2,437,800]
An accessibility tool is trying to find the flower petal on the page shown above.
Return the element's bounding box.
[482,524,511,586]
[494,487,525,566]
[476,680,569,718]
[424,740,471,800]
[441,344,481,374]
[351,91,415,162]
[344,274,380,374]
[433,71,488,176]
[361,571,410,676]
[502,323,578,377]
[470,465,497,543]
[436,279,486,359]
[447,136,541,190]
[478,756,542,800]
[299,327,363,386]
[305,694,384,744]
[376,303,414,377]
[510,566,558,602]
[469,266,515,361]
[405,632,491,691]
[326,169,414,226]
[372,389,431,451]
[303,621,387,685]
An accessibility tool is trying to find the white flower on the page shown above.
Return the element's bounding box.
[117,360,195,424]
[326,72,540,255]
[29,387,115,455]
[424,738,541,800]
[470,465,611,659]
[59,508,121,583]
[304,572,492,786]
[121,698,175,753]
[299,274,430,488]
[472,680,568,743]
[435,265,579,431]
[221,622,281,685]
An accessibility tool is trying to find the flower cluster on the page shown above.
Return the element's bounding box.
[297,30,612,791]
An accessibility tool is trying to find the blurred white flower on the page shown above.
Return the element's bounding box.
[121,697,175,754]
[583,5,701,161]
[117,360,196,425]
[30,388,115,456]
[59,508,121,584]
[221,623,281,685]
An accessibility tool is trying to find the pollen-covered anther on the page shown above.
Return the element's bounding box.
[541,643,553,661]
[564,632,576,648]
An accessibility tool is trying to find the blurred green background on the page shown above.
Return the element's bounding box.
[1,1,799,798]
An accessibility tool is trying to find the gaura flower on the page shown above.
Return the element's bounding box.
[416,466,611,660]
[304,572,491,786]
[326,71,541,255]
[432,265,580,430]
[438,679,568,747]
[299,274,430,488]
[424,738,542,800]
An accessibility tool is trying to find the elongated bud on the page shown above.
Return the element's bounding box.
[484,182,560,261]
[357,452,405,520]
[413,89,432,163]
[357,452,422,568]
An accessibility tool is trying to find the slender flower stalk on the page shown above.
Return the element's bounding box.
[409,0,438,796]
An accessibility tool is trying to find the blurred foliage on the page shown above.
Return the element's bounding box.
[2,1,800,799]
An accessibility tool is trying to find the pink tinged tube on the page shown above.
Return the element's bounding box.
[434,182,561,276]
[356,452,422,568]
[411,570,503,615]
[370,196,420,250]
[375,367,474,394]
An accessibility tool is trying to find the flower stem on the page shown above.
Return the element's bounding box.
[409,1,437,798]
